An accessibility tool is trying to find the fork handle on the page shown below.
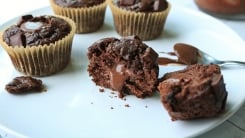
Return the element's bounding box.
[221,60,245,66]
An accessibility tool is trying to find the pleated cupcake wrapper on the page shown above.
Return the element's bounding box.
[49,0,107,33]
[0,15,76,76]
[108,0,171,41]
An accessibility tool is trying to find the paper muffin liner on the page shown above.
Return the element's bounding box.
[49,0,107,33]
[108,0,171,41]
[0,15,76,76]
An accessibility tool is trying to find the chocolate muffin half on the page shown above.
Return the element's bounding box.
[87,36,159,98]
[49,0,107,33]
[158,64,228,121]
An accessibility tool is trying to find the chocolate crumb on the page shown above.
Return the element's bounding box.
[110,107,114,110]
[99,88,105,92]
[125,104,130,107]
[42,87,47,92]
[111,91,116,94]
[145,105,148,108]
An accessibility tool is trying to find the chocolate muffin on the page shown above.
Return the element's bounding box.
[108,0,171,40]
[3,15,71,46]
[158,64,228,121]
[87,36,159,98]
[49,0,107,33]
[0,15,76,76]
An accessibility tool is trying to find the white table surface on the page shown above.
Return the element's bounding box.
[0,0,245,138]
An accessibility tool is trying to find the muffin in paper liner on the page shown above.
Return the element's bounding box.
[0,15,76,76]
[108,0,171,41]
[49,0,107,33]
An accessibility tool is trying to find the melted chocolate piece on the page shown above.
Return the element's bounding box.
[158,43,199,65]
[116,0,168,12]
[158,57,179,65]
[5,76,44,94]
[174,43,199,65]
[109,64,131,91]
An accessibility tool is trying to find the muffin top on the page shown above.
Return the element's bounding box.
[3,15,71,47]
[88,35,159,70]
[54,0,105,8]
[116,0,168,12]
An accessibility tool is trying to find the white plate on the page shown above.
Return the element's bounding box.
[1,5,245,138]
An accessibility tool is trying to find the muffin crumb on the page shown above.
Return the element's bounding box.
[124,104,130,107]
[5,76,44,94]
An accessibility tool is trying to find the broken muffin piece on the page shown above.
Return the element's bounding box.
[5,76,44,94]
[158,64,228,121]
[87,35,159,98]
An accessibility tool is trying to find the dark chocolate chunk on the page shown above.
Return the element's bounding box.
[9,32,26,46]
[158,43,199,65]
[166,86,181,105]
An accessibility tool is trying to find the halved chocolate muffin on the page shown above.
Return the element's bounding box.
[87,36,159,98]
[158,64,228,121]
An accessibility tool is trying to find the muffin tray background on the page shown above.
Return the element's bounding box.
[1,5,245,138]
